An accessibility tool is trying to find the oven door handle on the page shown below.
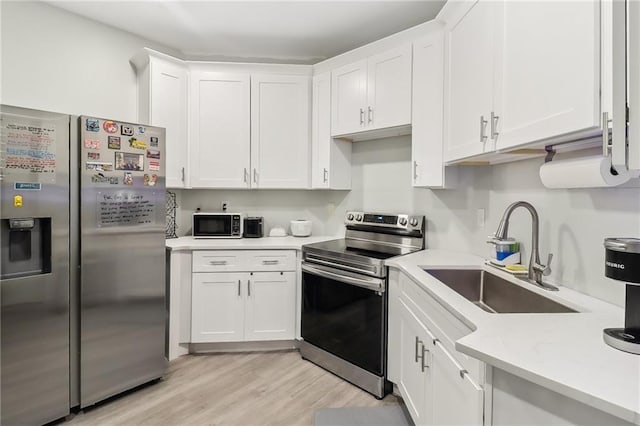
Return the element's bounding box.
[302,263,384,292]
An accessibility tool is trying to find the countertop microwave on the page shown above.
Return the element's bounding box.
[193,212,244,239]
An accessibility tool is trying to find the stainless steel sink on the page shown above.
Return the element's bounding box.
[423,268,577,314]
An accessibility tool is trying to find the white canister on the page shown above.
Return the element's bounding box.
[290,220,312,237]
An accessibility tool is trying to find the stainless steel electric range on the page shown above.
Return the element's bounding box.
[300,211,425,398]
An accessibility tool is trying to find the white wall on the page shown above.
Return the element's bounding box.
[0,1,179,120]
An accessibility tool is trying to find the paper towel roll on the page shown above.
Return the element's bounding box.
[539,155,630,188]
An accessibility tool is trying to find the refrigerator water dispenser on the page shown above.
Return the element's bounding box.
[0,217,52,279]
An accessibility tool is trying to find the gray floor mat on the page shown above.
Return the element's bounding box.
[313,405,413,426]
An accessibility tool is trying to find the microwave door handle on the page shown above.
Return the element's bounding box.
[301,263,384,292]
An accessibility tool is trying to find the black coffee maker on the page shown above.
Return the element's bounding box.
[603,238,640,354]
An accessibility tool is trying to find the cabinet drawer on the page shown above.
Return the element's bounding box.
[245,250,296,271]
[192,251,245,272]
[398,272,483,384]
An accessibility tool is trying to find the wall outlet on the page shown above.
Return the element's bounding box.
[221,201,229,212]
[476,208,485,228]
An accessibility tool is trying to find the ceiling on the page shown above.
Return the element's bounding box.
[46,1,446,64]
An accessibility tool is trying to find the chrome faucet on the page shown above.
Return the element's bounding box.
[490,201,557,291]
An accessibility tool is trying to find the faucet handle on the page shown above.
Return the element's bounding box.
[543,253,553,276]
[534,253,553,276]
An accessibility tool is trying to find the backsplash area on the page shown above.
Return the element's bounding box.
[175,188,351,238]
[177,136,639,307]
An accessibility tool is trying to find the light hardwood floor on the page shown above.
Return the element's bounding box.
[66,350,399,425]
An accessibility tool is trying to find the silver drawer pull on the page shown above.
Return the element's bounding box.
[415,336,423,363]
[209,260,228,265]
[262,260,279,265]
[238,280,241,296]
[480,115,488,142]
[421,347,430,372]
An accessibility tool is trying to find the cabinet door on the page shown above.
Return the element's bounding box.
[244,271,295,341]
[331,60,368,136]
[397,298,433,426]
[312,73,352,190]
[251,74,310,189]
[190,71,250,188]
[493,1,601,150]
[149,57,188,188]
[312,72,331,189]
[445,0,497,161]
[191,272,245,343]
[432,340,484,426]
[412,31,447,188]
[367,44,412,131]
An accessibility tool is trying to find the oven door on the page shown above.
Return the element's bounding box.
[301,262,387,376]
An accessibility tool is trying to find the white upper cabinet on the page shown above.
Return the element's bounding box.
[331,60,368,136]
[132,51,189,188]
[189,71,251,188]
[251,74,311,189]
[311,72,351,189]
[331,45,412,137]
[412,29,456,188]
[443,0,605,162]
[444,0,497,162]
[366,45,413,131]
[493,1,601,150]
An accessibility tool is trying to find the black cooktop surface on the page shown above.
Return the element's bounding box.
[302,238,400,260]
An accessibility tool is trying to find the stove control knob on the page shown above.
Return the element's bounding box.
[410,218,419,227]
[399,217,408,226]
[356,214,363,221]
[347,213,354,221]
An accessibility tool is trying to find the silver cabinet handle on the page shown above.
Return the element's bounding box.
[237,280,241,297]
[491,111,500,139]
[253,168,258,184]
[415,336,423,363]
[459,369,468,379]
[480,116,488,142]
[262,260,279,265]
[248,279,251,296]
[413,161,418,181]
[421,346,430,372]
[602,111,612,156]
[323,168,328,183]
[209,260,227,265]
[243,167,248,183]
[359,108,365,125]
[368,106,373,124]
[181,167,185,182]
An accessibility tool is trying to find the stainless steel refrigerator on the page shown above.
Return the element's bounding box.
[1,105,167,425]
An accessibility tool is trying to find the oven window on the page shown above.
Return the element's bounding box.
[195,216,231,236]
[302,270,385,376]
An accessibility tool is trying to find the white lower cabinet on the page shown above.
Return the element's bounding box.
[244,271,296,341]
[191,272,245,343]
[397,298,434,424]
[389,269,484,426]
[431,338,484,426]
[191,250,296,343]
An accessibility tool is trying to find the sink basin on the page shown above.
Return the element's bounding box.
[424,268,577,314]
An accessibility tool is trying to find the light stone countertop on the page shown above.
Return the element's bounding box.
[165,235,338,251]
[386,249,640,425]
